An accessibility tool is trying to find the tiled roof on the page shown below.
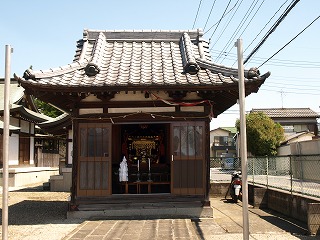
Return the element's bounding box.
[0,79,24,110]
[17,29,270,90]
[10,104,53,123]
[281,131,314,144]
[220,127,237,134]
[0,79,52,123]
[0,121,20,133]
[251,108,320,118]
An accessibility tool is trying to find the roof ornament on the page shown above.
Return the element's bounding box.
[246,67,260,79]
[84,63,100,76]
[23,69,36,80]
[180,33,200,75]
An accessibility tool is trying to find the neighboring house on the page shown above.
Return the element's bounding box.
[210,127,237,158]
[251,108,320,156]
[36,113,71,168]
[251,108,319,136]
[15,29,270,217]
[0,79,53,166]
[0,79,67,188]
[277,132,315,156]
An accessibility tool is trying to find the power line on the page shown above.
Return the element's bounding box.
[266,81,320,88]
[208,0,232,41]
[203,0,217,31]
[243,0,290,56]
[270,75,320,82]
[222,0,266,65]
[210,49,320,68]
[244,0,301,64]
[258,15,320,68]
[210,0,243,48]
[213,0,259,61]
[263,84,320,92]
[204,4,239,34]
[261,88,320,96]
[192,0,203,29]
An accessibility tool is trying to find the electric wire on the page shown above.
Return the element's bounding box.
[213,0,259,61]
[244,0,301,64]
[203,0,217,31]
[210,0,243,48]
[263,84,320,92]
[208,0,233,42]
[266,81,320,88]
[220,0,266,65]
[257,15,320,68]
[193,0,203,29]
[209,49,320,68]
[261,88,320,96]
[204,4,241,35]
[243,0,290,56]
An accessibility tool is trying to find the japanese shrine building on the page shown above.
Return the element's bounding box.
[16,29,270,217]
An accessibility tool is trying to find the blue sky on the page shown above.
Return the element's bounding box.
[1,0,319,129]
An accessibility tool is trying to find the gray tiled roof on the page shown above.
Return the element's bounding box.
[17,29,269,90]
[251,108,320,118]
[0,80,24,110]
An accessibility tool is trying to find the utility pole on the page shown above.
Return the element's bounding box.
[3,45,12,240]
[235,38,249,240]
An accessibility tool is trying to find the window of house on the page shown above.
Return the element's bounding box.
[282,125,294,133]
[214,136,235,146]
[42,139,59,153]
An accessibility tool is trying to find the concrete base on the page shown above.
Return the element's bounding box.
[49,167,72,192]
[0,167,59,187]
[307,203,320,235]
[209,181,230,198]
[248,185,268,208]
[67,203,213,220]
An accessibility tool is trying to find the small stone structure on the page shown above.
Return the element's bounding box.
[0,167,59,187]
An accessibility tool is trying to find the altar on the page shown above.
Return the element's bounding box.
[122,180,170,194]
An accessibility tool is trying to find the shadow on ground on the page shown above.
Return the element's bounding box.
[0,185,82,226]
[0,200,71,225]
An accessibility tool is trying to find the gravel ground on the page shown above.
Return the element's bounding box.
[0,185,83,240]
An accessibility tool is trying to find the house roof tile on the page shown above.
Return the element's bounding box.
[251,108,320,118]
[16,29,269,91]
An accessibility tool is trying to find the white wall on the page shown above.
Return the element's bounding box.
[290,139,320,155]
[29,136,34,165]
[277,145,291,156]
[20,119,30,133]
[9,133,19,165]
[68,128,73,165]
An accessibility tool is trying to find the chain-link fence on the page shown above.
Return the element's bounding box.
[210,155,320,199]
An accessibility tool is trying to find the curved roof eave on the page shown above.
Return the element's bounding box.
[8,104,53,123]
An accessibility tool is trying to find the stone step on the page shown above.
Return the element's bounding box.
[68,203,213,220]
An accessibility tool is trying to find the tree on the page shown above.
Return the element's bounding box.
[28,65,63,118]
[34,98,62,118]
[236,112,285,156]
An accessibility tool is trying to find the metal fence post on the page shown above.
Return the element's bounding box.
[266,156,269,189]
[252,158,255,185]
[290,155,293,195]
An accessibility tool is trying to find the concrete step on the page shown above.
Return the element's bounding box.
[68,204,213,219]
[68,196,213,219]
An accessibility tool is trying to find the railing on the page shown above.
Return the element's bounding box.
[210,155,320,199]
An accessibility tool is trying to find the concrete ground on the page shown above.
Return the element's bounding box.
[63,197,315,240]
[0,184,317,239]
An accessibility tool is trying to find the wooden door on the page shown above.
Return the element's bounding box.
[19,133,30,165]
[171,122,205,195]
[77,123,112,196]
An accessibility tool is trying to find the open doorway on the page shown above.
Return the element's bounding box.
[112,123,171,194]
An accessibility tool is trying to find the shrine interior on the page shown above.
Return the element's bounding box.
[112,123,171,194]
